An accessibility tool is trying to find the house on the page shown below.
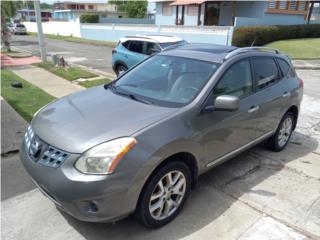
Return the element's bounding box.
[155,0,311,27]
[52,1,120,22]
[16,9,52,21]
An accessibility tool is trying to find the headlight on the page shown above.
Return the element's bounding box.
[75,137,137,175]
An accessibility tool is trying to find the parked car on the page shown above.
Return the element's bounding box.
[12,23,27,35]
[21,45,303,228]
[112,35,187,76]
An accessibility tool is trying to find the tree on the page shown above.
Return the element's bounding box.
[125,0,147,18]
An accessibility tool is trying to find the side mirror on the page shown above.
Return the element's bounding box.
[214,95,239,111]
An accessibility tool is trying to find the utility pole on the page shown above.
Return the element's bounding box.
[34,0,46,62]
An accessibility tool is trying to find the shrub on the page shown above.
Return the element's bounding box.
[232,24,320,47]
[80,13,99,23]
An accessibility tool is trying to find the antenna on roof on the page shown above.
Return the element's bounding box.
[251,37,257,47]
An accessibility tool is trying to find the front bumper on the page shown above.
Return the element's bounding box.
[20,140,135,222]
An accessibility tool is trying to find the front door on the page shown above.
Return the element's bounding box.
[194,59,259,166]
[204,2,220,25]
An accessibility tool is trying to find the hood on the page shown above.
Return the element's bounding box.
[32,86,177,153]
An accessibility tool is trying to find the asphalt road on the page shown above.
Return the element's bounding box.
[11,34,114,74]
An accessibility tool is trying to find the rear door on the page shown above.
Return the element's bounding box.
[250,56,291,138]
[126,40,147,68]
[195,58,260,166]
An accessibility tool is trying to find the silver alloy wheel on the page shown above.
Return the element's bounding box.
[278,117,293,147]
[149,170,186,220]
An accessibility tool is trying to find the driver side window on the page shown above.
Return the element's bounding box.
[213,59,253,98]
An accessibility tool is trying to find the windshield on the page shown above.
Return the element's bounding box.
[111,55,219,107]
[159,40,187,49]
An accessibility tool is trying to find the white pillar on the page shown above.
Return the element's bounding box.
[34,0,46,62]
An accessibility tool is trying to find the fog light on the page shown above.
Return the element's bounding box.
[87,201,98,213]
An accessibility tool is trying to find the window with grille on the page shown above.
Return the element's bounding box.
[267,0,309,14]
[187,4,198,16]
[162,2,172,16]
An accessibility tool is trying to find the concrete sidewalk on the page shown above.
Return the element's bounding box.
[0,97,28,155]
[10,65,85,98]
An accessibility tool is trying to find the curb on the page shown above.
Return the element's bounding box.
[294,66,320,70]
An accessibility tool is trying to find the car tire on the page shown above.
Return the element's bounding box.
[136,161,191,228]
[267,112,295,152]
[115,64,127,76]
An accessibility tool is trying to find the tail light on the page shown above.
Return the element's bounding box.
[298,77,304,87]
[112,49,117,55]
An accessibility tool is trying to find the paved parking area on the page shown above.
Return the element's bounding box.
[1,70,320,240]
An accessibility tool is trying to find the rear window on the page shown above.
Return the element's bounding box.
[121,41,129,49]
[16,24,25,28]
[252,57,279,90]
[277,58,296,78]
[128,41,143,54]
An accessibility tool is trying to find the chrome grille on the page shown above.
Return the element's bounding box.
[25,126,69,168]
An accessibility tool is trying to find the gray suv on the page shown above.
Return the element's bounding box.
[21,44,303,228]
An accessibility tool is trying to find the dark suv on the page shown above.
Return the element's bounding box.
[21,44,303,228]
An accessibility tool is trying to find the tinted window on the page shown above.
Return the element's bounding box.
[277,58,295,78]
[122,41,129,49]
[252,57,279,89]
[16,24,25,28]
[213,59,252,98]
[112,55,219,107]
[145,42,161,55]
[128,41,143,54]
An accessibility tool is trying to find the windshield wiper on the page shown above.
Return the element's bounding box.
[111,86,152,105]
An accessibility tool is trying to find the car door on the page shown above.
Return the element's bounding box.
[126,40,147,68]
[250,56,291,138]
[194,58,260,167]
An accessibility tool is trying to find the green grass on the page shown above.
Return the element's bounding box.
[265,38,320,59]
[1,70,56,122]
[79,78,112,88]
[28,32,117,48]
[33,62,98,81]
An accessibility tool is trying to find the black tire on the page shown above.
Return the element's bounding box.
[136,161,191,228]
[266,112,295,152]
[115,64,127,76]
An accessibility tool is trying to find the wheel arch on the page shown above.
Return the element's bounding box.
[286,105,299,130]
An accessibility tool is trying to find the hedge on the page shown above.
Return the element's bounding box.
[232,24,320,47]
[80,13,99,23]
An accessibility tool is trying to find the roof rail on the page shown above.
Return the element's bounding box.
[223,47,281,62]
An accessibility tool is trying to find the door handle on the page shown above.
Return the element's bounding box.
[248,105,259,113]
[282,92,291,98]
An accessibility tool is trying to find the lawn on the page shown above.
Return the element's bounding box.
[1,70,56,122]
[266,38,320,59]
[34,62,98,81]
[28,32,117,48]
[79,78,112,88]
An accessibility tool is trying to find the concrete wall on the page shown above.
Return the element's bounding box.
[99,17,155,24]
[235,14,306,27]
[23,21,81,37]
[80,24,233,45]
[23,21,233,46]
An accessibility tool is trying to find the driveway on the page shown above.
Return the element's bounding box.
[1,69,320,240]
[10,34,114,74]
